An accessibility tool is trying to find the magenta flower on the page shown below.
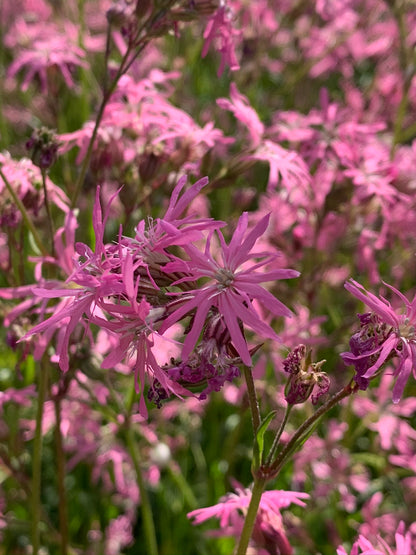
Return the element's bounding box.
[160,212,299,366]
[342,279,416,403]
[188,484,308,554]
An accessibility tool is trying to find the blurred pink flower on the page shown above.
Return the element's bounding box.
[0,385,36,411]
[293,419,369,513]
[249,139,311,194]
[352,373,416,451]
[105,516,134,555]
[188,484,308,554]
[60,72,230,176]
[202,2,241,76]
[7,25,88,92]
[217,83,264,148]
[337,521,414,555]
[0,152,69,228]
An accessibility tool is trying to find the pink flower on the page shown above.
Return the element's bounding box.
[351,373,416,451]
[249,139,311,194]
[0,152,69,228]
[105,516,134,555]
[217,83,264,148]
[1,176,225,415]
[342,279,416,403]
[160,212,299,366]
[7,25,88,92]
[188,484,308,554]
[60,73,230,176]
[337,521,414,555]
[0,385,36,411]
[202,2,241,76]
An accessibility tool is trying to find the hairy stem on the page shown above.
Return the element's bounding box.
[264,404,292,467]
[243,365,261,433]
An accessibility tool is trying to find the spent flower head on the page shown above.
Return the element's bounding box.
[342,279,416,403]
[283,344,329,405]
[26,127,60,170]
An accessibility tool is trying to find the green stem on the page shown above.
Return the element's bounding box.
[70,0,178,208]
[264,404,292,467]
[389,0,414,154]
[54,397,69,555]
[125,426,158,555]
[270,380,356,475]
[235,477,266,555]
[0,167,49,257]
[243,365,261,433]
[167,465,198,510]
[102,23,112,96]
[70,88,111,209]
[41,168,55,255]
[32,360,49,555]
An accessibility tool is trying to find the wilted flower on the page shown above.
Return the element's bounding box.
[26,127,60,169]
[342,279,416,403]
[283,344,329,405]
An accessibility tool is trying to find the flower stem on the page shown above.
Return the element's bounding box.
[264,404,292,467]
[41,168,55,255]
[243,365,261,433]
[32,360,49,555]
[167,465,198,510]
[235,477,266,555]
[270,380,356,475]
[125,426,158,555]
[389,0,415,154]
[54,396,69,555]
[0,167,49,257]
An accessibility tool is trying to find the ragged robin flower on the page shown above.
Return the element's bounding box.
[159,211,299,366]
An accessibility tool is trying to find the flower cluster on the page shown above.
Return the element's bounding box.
[2,176,298,417]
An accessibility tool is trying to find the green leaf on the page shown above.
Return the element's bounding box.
[252,410,277,472]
